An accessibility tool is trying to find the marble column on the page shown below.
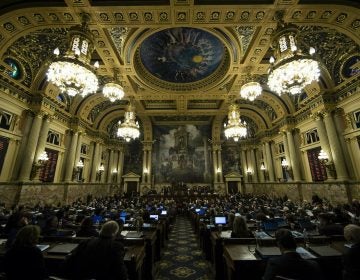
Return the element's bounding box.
[246,149,252,182]
[18,113,44,181]
[212,149,218,183]
[64,131,79,182]
[217,149,223,183]
[90,142,100,183]
[117,148,124,184]
[287,130,301,181]
[258,147,265,183]
[107,149,114,183]
[13,111,33,180]
[241,149,248,182]
[265,141,275,182]
[146,148,152,185]
[73,132,83,169]
[250,148,258,182]
[315,115,333,162]
[282,132,291,167]
[203,138,210,181]
[323,112,349,181]
[347,137,360,179]
[34,116,51,162]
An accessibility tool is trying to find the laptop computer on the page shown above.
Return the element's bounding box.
[36,244,50,252]
[47,243,78,254]
[307,245,342,257]
[263,220,278,237]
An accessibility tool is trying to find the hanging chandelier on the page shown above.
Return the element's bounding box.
[102,70,124,102]
[224,104,247,142]
[103,82,124,102]
[47,14,99,97]
[117,103,140,142]
[267,20,320,95]
[240,82,262,101]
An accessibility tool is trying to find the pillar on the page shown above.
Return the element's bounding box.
[18,113,44,181]
[323,111,349,181]
[107,149,114,183]
[64,131,79,182]
[241,149,248,182]
[250,148,258,182]
[287,130,301,181]
[90,142,100,183]
[34,116,51,163]
[265,141,275,182]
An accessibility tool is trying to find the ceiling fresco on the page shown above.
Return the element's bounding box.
[139,27,225,83]
[0,0,359,140]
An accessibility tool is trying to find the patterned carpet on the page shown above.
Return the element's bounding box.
[155,216,214,280]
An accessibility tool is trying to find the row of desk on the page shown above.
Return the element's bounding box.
[0,217,170,280]
[190,213,346,280]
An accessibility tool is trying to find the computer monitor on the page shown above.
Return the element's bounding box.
[150,214,159,221]
[92,215,103,224]
[263,220,278,231]
[195,208,201,213]
[120,211,127,217]
[215,216,227,225]
[119,216,126,224]
[161,210,167,215]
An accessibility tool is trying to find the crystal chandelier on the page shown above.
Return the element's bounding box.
[240,82,262,101]
[224,104,247,142]
[102,70,124,102]
[267,20,320,95]
[103,82,124,102]
[117,103,140,142]
[47,14,99,97]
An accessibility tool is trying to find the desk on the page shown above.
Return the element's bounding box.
[0,241,145,280]
[223,243,344,280]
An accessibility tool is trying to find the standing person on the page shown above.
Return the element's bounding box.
[64,220,128,280]
[263,229,322,280]
[4,225,47,280]
[343,224,360,280]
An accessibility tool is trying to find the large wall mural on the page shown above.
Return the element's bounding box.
[152,125,212,184]
[221,143,242,175]
[123,139,142,175]
[140,27,225,83]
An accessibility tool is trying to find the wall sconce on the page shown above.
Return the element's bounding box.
[96,163,105,182]
[318,149,336,178]
[112,168,118,183]
[216,168,221,173]
[31,151,49,181]
[260,163,266,171]
[281,158,289,169]
[72,159,84,181]
[246,168,253,182]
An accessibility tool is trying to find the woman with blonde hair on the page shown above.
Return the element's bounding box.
[4,225,47,279]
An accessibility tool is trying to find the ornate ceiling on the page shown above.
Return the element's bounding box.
[0,0,359,140]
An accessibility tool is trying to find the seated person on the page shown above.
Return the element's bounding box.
[76,217,99,237]
[63,221,128,280]
[343,224,360,280]
[318,213,344,236]
[41,215,59,236]
[4,225,47,280]
[263,228,322,280]
[231,216,252,238]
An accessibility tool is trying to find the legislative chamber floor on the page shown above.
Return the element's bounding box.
[155,216,214,280]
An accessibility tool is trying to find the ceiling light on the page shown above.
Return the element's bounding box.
[224,104,247,142]
[267,20,320,95]
[240,81,262,101]
[47,14,99,97]
[117,102,140,142]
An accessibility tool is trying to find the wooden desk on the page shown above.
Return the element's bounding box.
[223,243,344,280]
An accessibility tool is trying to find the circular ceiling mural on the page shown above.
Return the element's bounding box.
[139,27,225,83]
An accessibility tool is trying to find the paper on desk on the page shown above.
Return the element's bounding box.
[296,247,316,259]
[220,230,232,238]
[121,231,129,236]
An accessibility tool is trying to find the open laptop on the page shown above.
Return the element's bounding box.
[263,220,278,237]
[126,231,144,238]
[47,243,78,254]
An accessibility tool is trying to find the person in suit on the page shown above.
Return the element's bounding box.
[263,228,322,280]
[63,220,128,280]
[343,224,360,280]
[4,225,47,280]
[231,216,253,238]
